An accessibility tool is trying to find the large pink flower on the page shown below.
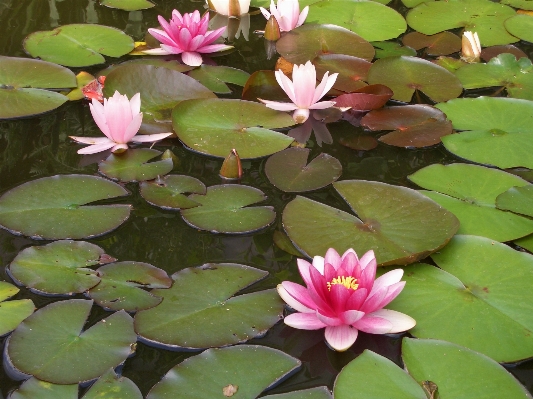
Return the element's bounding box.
[260,0,309,32]
[277,248,416,352]
[259,61,338,124]
[70,91,172,155]
[144,9,233,67]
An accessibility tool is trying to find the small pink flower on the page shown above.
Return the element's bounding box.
[144,9,233,67]
[277,248,416,352]
[70,91,172,155]
[260,0,309,32]
[259,61,338,124]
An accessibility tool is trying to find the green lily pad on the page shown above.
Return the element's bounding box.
[82,369,142,399]
[276,24,375,65]
[505,14,533,42]
[6,299,136,384]
[139,175,205,210]
[147,345,300,399]
[406,0,518,46]
[23,24,134,67]
[241,70,290,103]
[282,180,459,266]
[367,56,463,103]
[99,149,173,183]
[386,235,533,362]
[496,184,533,217]
[8,377,77,399]
[516,234,533,253]
[401,31,461,56]
[307,0,406,42]
[172,98,294,159]
[180,185,275,234]
[8,240,104,295]
[88,262,172,312]
[402,338,533,399]
[100,0,154,11]
[0,175,131,240]
[264,148,342,192]
[135,264,283,349]
[371,41,417,59]
[0,282,34,336]
[334,350,426,399]
[409,163,533,241]
[187,65,250,94]
[0,56,75,119]
[265,387,332,399]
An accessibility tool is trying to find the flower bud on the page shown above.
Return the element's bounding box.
[220,149,242,179]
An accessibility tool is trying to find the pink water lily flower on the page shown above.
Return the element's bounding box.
[277,248,416,352]
[70,91,172,155]
[144,9,233,67]
[259,61,338,124]
[260,0,309,32]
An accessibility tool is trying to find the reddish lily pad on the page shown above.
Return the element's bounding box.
[367,56,463,103]
[401,31,461,56]
[334,84,393,111]
[99,149,174,183]
[313,54,371,93]
[140,175,205,210]
[481,45,528,62]
[361,105,453,148]
[339,135,379,151]
[0,282,34,337]
[264,148,342,192]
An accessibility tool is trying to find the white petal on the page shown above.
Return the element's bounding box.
[311,256,325,275]
[324,325,358,352]
[367,309,416,333]
[77,141,116,154]
[258,98,298,111]
[70,136,114,145]
[130,132,173,143]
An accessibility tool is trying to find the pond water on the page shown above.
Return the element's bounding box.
[2,0,533,397]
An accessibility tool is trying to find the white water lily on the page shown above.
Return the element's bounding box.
[207,0,250,16]
[461,31,481,63]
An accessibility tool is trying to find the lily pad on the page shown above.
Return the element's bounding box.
[172,98,295,159]
[88,262,172,312]
[496,184,533,217]
[0,175,131,240]
[99,149,173,183]
[402,338,533,399]
[401,31,461,56]
[361,104,453,147]
[82,369,142,399]
[23,24,134,67]
[0,282,34,336]
[276,24,375,65]
[371,41,417,58]
[100,0,154,11]
[481,44,528,62]
[0,56,75,119]
[367,56,463,103]
[265,387,332,399]
[135,264,283,349]
[282,180,459,265]
[334,84,393,111]
[505,14,533,43]
[307,0,406,42]
[264,148,342,192]
[6,299,136,384]
[313,54,371,93]
[242,70,290,103]
[8,240,103,295]
[139,175,205,210]
[8,377,77,399]
[187,65,250,94]
[409,163,533,241]
[406,0,518,46]
[147,345,300,399]
[516,234,533,253]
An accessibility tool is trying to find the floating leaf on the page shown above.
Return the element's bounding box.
[8,377,77,399]
[496,184,533,217]
[481,45,528,62]
[334,85,393,111]
[100,0,154,11]
[187,65,250,94]
[307,0,406,42]
[516,234,533,253]
[88,262,172,312]
[264,148,342,192]
[361,104,452,147]
[505,14,533,43]
[367,56,463,102]
[6,299,136,384]
[0,56,75,119]
[0,175,131,240]
[313,54,371,92]
[99,149,173,183]
[266,387,332,399]
[273,230,304,257]
[139,175,205,210]
[339,135,379,151]
[147,345,300,399]
[23,24,134,67]
[401,31,461,56]
[276,24,375,65]
[172,98,294,159]
[371,41,417,59]
[82,369,142,399]
[135,264,283,349]
[181,185,275,234]
[409,163,533,241]
[0,282,34,337]
[283,180,459,265]
[242,71,289,103]
[8,240,103,295]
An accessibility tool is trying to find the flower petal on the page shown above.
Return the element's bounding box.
[341,309,365,325]
[324,325,358,351]
[353,314,392,334]
[258,98,298,111]
[69,136,114,145]
[77,141,116,155]
[370,269,404,298]
[181,51,203,66]
[324,248,341,270]
[316,310,343,326]
[130,132,173,143]
[278,282,315,312]
[366,309,416,333]
[284,312,327,330]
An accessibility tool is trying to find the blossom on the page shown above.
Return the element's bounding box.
[461,31,481,63]
[144,10,233,67]
[260,0,309,32]
[207,0,250,16]
[277,248,416,352]
[70,91,172,155]
[259,61,338,124]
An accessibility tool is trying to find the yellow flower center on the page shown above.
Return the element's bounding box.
[327,276,359,291]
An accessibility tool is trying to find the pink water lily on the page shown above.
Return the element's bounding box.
[144,9,233,67]
[259,61,338,124]
[70,91,172,155]
[260,0,309,32]
[277,248,416,352]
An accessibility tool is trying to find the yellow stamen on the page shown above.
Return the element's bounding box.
[327,276,358,291]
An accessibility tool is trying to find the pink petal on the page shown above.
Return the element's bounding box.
[296,6,309,27]
[160,44,183,55]
[369,269,404,298]
[142,47,173,55]
[196,44,234,54]
[367,309,416,333]
[328,282,351,314]
[324,325,358,351]
[360,287,387,314]
[69,136,113,145]
[341,251,359,275]
[77,141,116,154]
[340,309,365,325]
[181,52,203,66]
[358,254,377,291]
[284,312,327,330]
[372,281,406,310]
[123,112,143,143]
[308,100,336,110]
[292,61,316,107]
[130,132,173,143]
[148,28,176,47]
[312,72,338,104]
[297,258,313,286]
[323,262,337,283]
[316,310,343,327]
[278,282,316,312]
[111,144,129,153]
[353,314,392,334]
[258,99,299,112]
[324,248,341,270]
[275,70,297,104]
[89,100,110,138]
[359,250,376,270]
[345,287,368,310]
[129,93,141,115]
